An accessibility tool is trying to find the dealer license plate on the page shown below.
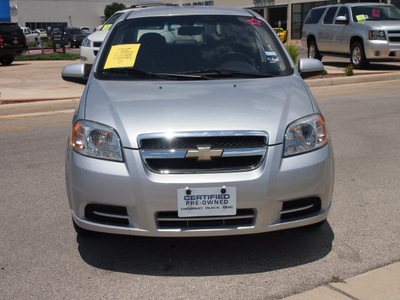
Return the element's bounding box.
[177,187,236,217]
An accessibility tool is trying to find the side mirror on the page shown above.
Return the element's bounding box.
[62,63,87,85]
[335,16,349,25]
[298,58,324,78]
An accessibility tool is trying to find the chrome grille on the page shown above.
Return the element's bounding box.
[387,31,400,42]
[93,41,102,48]
[138,131,268,174]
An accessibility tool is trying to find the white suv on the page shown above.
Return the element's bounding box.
[301,3,400,68]
[80,8,139,77]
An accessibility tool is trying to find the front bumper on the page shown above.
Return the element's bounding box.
[364,39,400,61]
[66,142,334,237]
[0,45,28,57]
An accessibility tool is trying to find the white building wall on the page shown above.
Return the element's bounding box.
[10,0,162,29]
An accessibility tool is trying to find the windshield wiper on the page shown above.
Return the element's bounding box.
[180,69,274,78]
[102,67,205,80]
[101,67,161,79]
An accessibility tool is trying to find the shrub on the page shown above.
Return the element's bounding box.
[286,44,299,65]
[344,64,354,76]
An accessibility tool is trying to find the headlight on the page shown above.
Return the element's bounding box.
[72,120,123,161]
[81,37,91,47]
[284,114,328,157]
[369,30,386,40]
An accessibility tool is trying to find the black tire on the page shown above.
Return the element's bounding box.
[307,40,322,60]
[0,56,15,66]
[351,41,368,69]
[73,219,95,237]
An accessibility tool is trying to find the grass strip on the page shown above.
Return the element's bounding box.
[16,53,80,61]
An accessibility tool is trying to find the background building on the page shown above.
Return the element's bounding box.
[9,0,162,32]
[6,0,398,40]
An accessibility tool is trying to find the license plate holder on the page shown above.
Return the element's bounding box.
[177,187,236,217]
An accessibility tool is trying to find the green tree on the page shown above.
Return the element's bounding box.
[104,2,126,20]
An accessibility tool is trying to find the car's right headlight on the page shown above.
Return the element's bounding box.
[284,114,329,157]
[72,120,123,161]
[81,37,91,47]
[369,30,386,40]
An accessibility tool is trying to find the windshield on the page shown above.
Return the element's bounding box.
[352,5,400,22]
[96,15,292,80]
[102,12,124,31]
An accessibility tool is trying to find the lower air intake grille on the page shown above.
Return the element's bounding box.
[85,204,129,226]
[157,209,255,229]
[280,197,321,222]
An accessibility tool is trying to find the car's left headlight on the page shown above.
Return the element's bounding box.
[284,114,329,157]
[72,120,123,161]
[81,37,91,47]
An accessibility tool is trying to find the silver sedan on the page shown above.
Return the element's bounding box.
[62,6,334,237]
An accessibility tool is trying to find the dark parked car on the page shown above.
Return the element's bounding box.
[0,22,28,66]
[64,27,87,48]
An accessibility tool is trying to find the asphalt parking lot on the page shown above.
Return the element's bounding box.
[0,51,399,300]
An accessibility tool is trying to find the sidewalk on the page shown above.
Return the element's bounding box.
[283,261,400,300]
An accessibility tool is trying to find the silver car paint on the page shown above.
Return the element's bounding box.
[66,6,334,237]
[84,77,314,148]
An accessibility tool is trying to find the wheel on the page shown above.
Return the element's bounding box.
[351,41,368,69]
[307,40,322,60]
[0,56,14,66]
[72,218,95,237]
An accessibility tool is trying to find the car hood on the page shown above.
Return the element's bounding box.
[84,76,315,148]
[363,20,400,29]
[87,30,108,42]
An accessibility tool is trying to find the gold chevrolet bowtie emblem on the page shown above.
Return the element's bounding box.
[185,146,223,161]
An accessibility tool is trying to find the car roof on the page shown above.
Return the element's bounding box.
[123,6,253,19]
[318,2,392,8]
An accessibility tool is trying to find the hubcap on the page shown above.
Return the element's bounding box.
[308,44,315,58]
[352,47,361,65]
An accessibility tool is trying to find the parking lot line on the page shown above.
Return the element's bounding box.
[0,111,72,132]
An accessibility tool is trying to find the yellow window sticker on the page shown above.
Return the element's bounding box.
[104,44,141,70]
[356,15,367,22]
[102,24,112,31]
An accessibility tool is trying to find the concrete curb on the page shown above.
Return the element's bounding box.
[305,71,400,87]
[0,96,80,104]
[282,261,400,300]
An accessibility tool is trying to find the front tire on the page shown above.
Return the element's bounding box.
[308,40,322,60]
[351,41,368,69]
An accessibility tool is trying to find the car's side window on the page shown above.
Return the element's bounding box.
[304,8,326,24]
[336,7,350,23]
[323,7,338,24]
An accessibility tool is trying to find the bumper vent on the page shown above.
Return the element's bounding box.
[280,197,321,222]
[157,209,255,229]
[85,204,129,226]
[138,131,268,174]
